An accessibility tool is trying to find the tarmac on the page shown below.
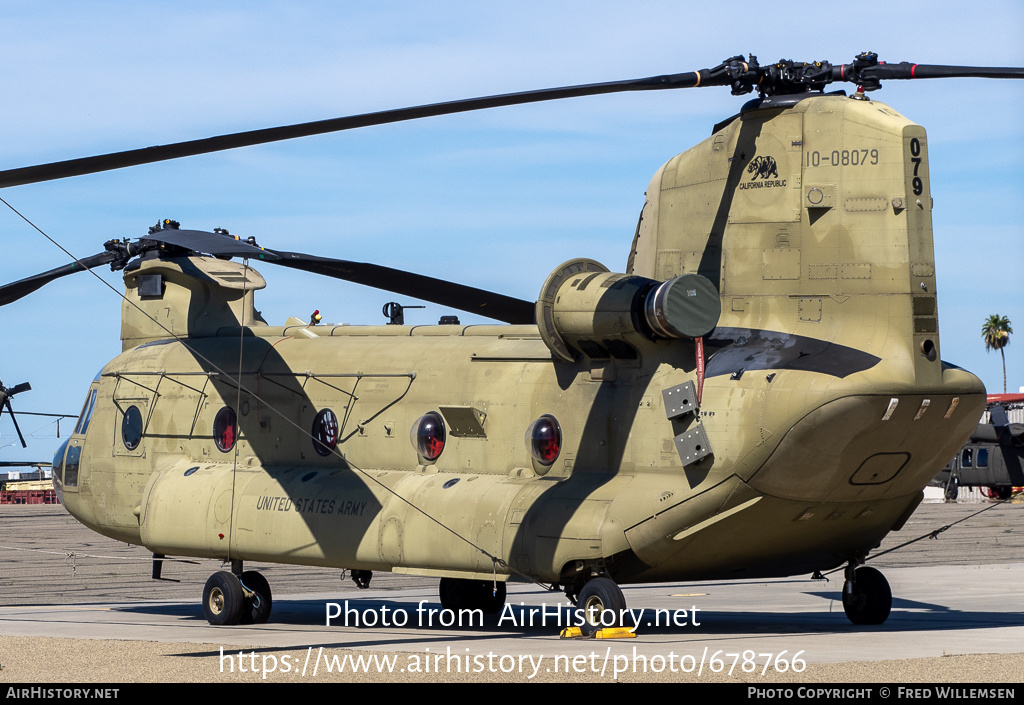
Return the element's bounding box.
[0,491,1021,683]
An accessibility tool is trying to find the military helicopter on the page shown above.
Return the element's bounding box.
[934,395,1024,501]
[1,53,1021,631]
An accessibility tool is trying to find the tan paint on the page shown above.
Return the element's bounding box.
[53,92,984,598]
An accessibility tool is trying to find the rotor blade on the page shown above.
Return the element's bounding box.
[103,229,532,323]
[142,229,281,261]
[3,55,1022,189]
[0,251,118,306]
[8,382,31,396]
[267,250,536,324]
[0,71,708,188]
[831,59,1024,88]
[865,63,1024,81]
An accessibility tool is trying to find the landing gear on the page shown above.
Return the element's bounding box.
[240,571,273,625]
[350,570,372,589]
[202,564,273,625]
[842,565,891,625]
[574,576,626,636]
[203,571,244,625]
[438,578,507,614]
[943,477,959,502]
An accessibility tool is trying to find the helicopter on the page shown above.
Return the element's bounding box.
[933,394,1024,501]
[1,53,1021,631]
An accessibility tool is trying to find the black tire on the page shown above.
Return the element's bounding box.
[993,486,1012,501]
[842,566,892,625]
[477,581,506,615]
[203,571,244,626]
[240,570,273,625]
[575,577,626,636]
[439,578,507,614]
[439,577,474,612]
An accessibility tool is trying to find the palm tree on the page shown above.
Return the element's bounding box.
[981,314,1013,393]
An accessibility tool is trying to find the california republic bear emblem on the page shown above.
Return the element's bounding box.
[747,155,779,180]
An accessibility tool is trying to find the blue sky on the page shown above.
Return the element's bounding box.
[1,1,1022,461]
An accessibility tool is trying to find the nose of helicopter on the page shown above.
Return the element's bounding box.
[50,438,69,505]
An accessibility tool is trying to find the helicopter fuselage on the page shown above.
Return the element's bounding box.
[53,306,982,587]
[50,90,986,605]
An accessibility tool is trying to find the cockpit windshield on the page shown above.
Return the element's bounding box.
[73,388,98,436]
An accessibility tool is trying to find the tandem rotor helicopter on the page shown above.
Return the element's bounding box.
[2,53,1022,631]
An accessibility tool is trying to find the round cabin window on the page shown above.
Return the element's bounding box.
[121,405,143,450]
[213,406,237,452]
[312,409,339,456]
[410,411,446,461]
[526,414,562,465]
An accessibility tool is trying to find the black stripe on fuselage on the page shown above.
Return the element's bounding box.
[705,327,881,379]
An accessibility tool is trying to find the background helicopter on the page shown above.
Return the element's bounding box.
[933,394,1024,500]
[0,1,1019,627]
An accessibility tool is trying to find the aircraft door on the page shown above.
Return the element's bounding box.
[111,375,153,459]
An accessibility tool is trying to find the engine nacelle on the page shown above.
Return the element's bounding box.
[535,258,721,362]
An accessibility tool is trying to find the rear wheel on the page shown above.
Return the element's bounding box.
[477,581,507,614]
[439,578,507,614]
[842,566,891,625]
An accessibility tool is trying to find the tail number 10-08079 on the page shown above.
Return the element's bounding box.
[805,149,879,167]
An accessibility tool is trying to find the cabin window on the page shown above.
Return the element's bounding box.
[214,407,237,452]
[526,414,562,465]
[410,411,446,461]
[73,389,97,436]
[312,409,339,456]
[977,448,989,468]
[121,405,143,450]
[961,448,973,468]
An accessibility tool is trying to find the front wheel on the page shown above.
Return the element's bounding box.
[575,577,626,636]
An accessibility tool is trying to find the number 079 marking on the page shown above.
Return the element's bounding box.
[909,137,925,196]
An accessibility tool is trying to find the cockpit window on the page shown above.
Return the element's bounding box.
[961,448,973,468]
[977,448,989,468]
[52,438,70,484]
[65,445,82,487]
[74,389,98,436]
